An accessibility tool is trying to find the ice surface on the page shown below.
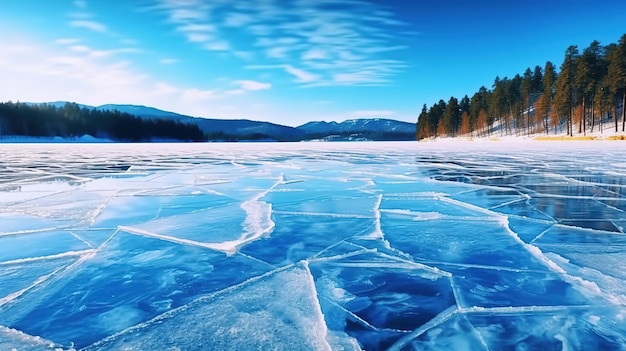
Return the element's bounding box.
[0,141,625,350]
[82,264,333,351]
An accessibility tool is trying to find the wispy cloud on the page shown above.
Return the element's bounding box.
[234,80,271,91]
[154,82,179,95]
[148,0,412,86]
[284,65,319,83]
[69,20,108,33]
[55,38,81,45]
[64,43,141,58]
[205,41,229,51]
[159,58,178,64]
[224,13,254,27]
[181,88,218,102]
[0,34,271,120]
[246,64,320,84]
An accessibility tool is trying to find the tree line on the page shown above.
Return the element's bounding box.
[0,101,206,141]
[417,34,626,139]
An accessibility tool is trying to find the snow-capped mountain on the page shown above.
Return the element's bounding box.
[297,118,416,135]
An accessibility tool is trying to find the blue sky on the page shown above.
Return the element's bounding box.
[1,0,624,126]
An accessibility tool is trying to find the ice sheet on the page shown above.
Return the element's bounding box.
[82,264,333,351]
[0,141,625,350]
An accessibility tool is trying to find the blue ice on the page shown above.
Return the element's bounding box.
[0,142,625,350]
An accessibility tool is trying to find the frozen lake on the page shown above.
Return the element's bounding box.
[1,141,625,350]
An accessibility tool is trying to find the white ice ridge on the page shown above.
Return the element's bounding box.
[379,208,500,222]
[119,175,283,255]
[0,270,62,307]
[0,250,95,266]
[234,174,283,251]
[437,194,625,305]
[387,305,458,351]
[363,194,383,240]
[272,210,371,218]
[458,304,597,314]
[0,325,75,351]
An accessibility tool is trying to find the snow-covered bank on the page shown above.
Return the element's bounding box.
[422,120,626,142]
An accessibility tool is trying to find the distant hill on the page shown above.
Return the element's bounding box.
[95,104,306,141]
[24,102,416,141]
[298,118,416,134]
[28,101,94,110]
[297,118,416,141]
[96,104,185,121]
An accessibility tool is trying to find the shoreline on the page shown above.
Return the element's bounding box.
[420,133,626,142]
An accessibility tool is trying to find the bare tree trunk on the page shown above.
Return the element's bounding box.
[579,97,587,135]
[613,104,617,133]
[567,106,574,136]
[591,95,595,133]
[579,99,584,135]
[622,88,626,132]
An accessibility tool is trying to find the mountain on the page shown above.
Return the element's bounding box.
[25,102,415,141]
[28,102,304,141]
[96,104,186,121]
[297,118,416,135]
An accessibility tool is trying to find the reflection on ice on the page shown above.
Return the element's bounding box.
[0,141,625,350]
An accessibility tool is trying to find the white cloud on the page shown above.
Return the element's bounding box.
[186,33,212,43]
[266,46,289,59]
[148,0,411,86]
[0,35,243,119]
[169,8,205,22]
[68,12,93,19]
[55,38,81,45]
[225,89,245,96]
[302,48,327,60]
[159,58,178,64]
[154,82,179,95]
[205,41,230,51]
[177,23,214,32]
[181,88,218,102]
[224,13,253,27]
[233,51,253,60]
[66,45,140,58]
[234,80,271,91]
[69,45,90,53]
[284,65,319,83]
[334,72,375,84]
[70,20,108,33]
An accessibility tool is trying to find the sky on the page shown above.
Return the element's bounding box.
[1,0,625,127]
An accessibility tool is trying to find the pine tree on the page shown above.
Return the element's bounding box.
[459,111,470,136]
[542,61,557,134]
[607,34,626,132]
[443,96,460,136]
[555,46,580,135]
[576,40,603,135]
[522,68,533,135]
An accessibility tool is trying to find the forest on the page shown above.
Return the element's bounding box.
[0,102,206,142]
[416,34,626,140]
